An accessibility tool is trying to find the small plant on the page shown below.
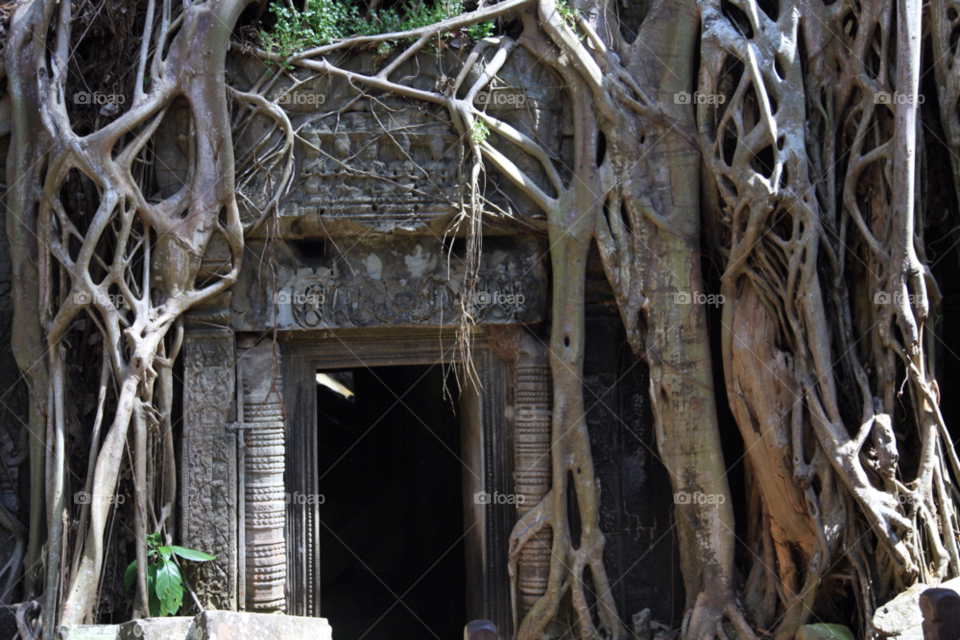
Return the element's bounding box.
[467,20,495,40]
[471,118,490,143]
[124,532,215,617]
[555,0,580,30]
[261,0,495,56]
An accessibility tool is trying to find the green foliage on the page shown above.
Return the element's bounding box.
[261,0,495,57]
[471,118,490,144]
[124,532,215,617]
[466,20,495,40]
[555,0,580,30]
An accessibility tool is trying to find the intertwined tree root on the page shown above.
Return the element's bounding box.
[7,0,250,631]
[3,0,959,637]
[698,0,960,634]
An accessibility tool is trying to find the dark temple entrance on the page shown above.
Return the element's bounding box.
[315,364,466,640]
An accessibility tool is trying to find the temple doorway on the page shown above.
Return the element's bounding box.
[314,364,466,640]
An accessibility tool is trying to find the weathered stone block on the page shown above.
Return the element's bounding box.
[117,618,192,640]
[187,611,331,640]
[795,624,855,640]
[57,625,120,640]
[874,577,960,638]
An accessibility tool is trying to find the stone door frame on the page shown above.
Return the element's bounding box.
[280,326,516,635]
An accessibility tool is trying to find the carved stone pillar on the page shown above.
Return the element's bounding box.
[513,333,552,620]
[238,339,287,612]
[181,327,238,610]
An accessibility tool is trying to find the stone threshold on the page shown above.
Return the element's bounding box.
[59,611,332,640]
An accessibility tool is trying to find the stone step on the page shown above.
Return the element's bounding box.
[59,612,332,640]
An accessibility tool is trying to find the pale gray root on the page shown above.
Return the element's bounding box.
[697,0,958,635]
[4,0,252,631]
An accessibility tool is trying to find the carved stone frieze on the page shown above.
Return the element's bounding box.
[288,113,460,230]
[231,237,547,332]
[222,49,568,237]
[181,329,238,611]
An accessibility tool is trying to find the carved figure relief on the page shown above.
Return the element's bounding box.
[289,110,460,228]
[231,237,547,332]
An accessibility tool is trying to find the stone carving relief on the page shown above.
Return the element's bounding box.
[289,112,460,230]
[231,237,547,332]
[222,49,568,236]
[238,339,287,612]
[513,333,553,621]
[181,330,238,611]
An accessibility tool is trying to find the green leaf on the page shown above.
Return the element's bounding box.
[171,546,215,562]
[148,588,163,618]
[160,560,184,616]
[154,560,173,601]
[147,564,161,617]
[146,532,162,550]
[161,579,184,616]
[159,546,172,561]
[124,560,137,591]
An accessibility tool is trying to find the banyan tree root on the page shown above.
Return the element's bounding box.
[6,0,955,635]
[698,0,959,634]
[6,0,252,631]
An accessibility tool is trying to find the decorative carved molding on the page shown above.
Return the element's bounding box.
[239,340,287,612]
[181,329,238,611]
[513,333,553,620]
[231,237,547,332]
[288,112,460,229]
[222,50,566,237]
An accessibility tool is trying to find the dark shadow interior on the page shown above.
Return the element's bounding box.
[316,364,465,640]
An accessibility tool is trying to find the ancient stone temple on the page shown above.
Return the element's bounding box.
[92,48,683,640]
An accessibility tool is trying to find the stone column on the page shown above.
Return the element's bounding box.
[181,327,238,610]
[513,333,553,620]
[238,338,287,612]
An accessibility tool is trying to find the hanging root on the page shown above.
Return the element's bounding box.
[698,0,956,633]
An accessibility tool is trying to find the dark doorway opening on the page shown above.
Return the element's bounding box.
[315,364,465,640]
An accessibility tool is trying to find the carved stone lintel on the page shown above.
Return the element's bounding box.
[239,340,287,612]
[181,329,238,611]
[230,237,548,332]
[513,333,553,620]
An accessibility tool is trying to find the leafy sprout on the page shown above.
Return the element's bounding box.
[555,0,580,31]
[471,118,490,144]
[124,532,215,617]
